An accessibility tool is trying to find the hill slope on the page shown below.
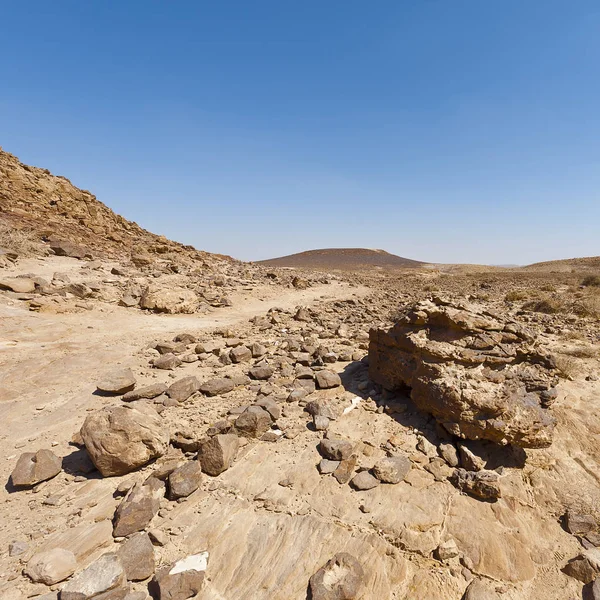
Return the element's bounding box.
[522,256,600,272]
[0,147,229,264]
[258,248,426,270]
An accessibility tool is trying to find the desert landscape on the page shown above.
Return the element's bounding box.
[0,147,599,600]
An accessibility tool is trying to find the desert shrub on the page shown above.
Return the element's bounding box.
[522,296,567,314]
[540,283,557,292]
[505,290,529,302]
[555,355,579,379]
[582,274,600,287]
[0,221,43,257]
[573,292,600,320]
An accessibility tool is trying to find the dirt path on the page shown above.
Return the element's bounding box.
[0,277,368,469]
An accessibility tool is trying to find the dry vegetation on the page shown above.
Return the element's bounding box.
[0,220,44,257]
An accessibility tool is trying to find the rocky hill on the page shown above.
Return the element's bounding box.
[258,248,426,270]
[0,147,229,266]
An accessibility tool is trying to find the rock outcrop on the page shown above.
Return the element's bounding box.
[369,298,557,448]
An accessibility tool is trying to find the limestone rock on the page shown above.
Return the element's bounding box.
[11,449,62,487]
[113,478,165,537]
[315,370,342,389]
[81,405,169,477]
[200,434,239,476]
[117,532,155,581]
[230,346,252,363]
[123,383,167,402]
[463,579,502,600]
[61,553,126,600]
[451,468,501,501]
[152,354,182,370]
[152,552,208,600]
[0,277,35,293]
[200,377,234,396]
[565,511,596,536]
[368,298,557,448]
[168,461,202,499]
[350,471,380,490]
[96,368,136,395]
[166,376,200,402]
[333,456,357,484]
[372,456,411,484]
[235,408,272,438]
[309,553,364,600]
[320,439,353,461]
[140,286,198,314]
[25,548,77,585]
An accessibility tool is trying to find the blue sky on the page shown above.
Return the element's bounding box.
[1,1,599,264]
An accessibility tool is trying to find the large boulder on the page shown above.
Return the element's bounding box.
[80,405,169,476]
[368,298,557,448]
[140,286,199,314]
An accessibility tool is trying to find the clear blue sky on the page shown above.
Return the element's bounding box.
[1,1,599,264]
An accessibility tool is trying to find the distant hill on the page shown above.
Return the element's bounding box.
[257,248,426,270]
[522,256,600,272]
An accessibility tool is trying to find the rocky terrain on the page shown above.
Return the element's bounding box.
[1,150,600,600]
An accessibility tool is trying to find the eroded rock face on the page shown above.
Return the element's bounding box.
[368,298,557,448]
[81,405,169,477]
[308,553,364,600]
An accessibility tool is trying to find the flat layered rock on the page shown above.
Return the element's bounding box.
[117,532,155,581]
[11,449,62,488]
[368,298,557,448]
[0,277,35,293]
[166,376,200,402]
[123,383,167,402]
[61,553,125,600]
[81,405,169,477]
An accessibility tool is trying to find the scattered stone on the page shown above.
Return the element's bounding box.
[230,346,252,363]
[174,333,196,344]
[171,429,201,453]
[149,529,168,547]
[438,443,459,467]
[458,444,485,471]
[372,456,411,484]
[315,370,342,389]
[9,540,28,557]
[249,366,274,380]
[153,354,182,370]
[25,548,77,585]
[155,341,186,355]
[235,408,272,438]
[166,377,200,402]
[319,439,353,461]
[305,400,337,421]
[308,553,364,600]
[194,340,223,355]
[250,342,267,358]
[49,240,87,258]
[350,471,380,490]
[451,468,501,501]
[168,461,202,499]
[313,415,330,431]
[152,552,208,600]
[61,553,126,600]
[11,449,62,487]
[113,478,165,537]
[318,459,340,474]
[96,368,136,395]
[81,405,169,477]
[565,511,596,536]
[117,532,155,581]
[123,383,167,402]
[333,456,357,484]
[200,377,235,396]
[200,434,239,476]
[562,555,599,584]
